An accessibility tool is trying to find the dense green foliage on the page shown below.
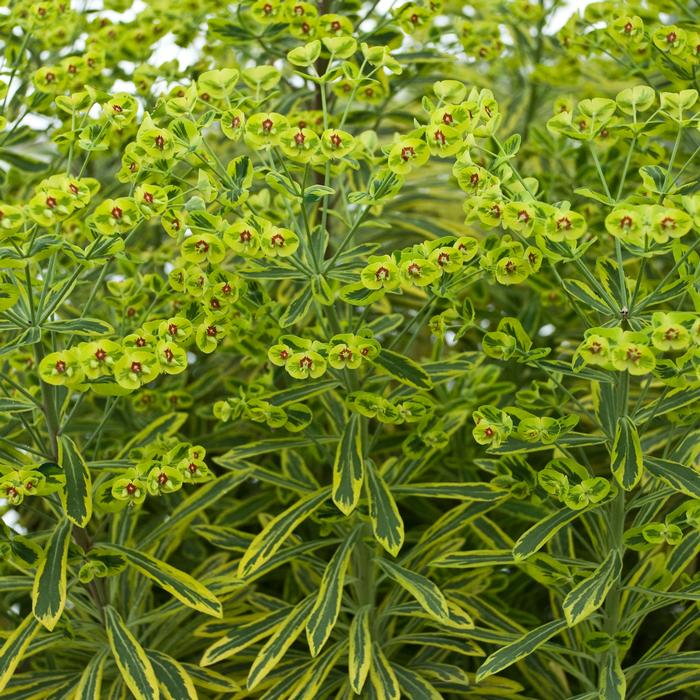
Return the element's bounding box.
[1,0,700,698]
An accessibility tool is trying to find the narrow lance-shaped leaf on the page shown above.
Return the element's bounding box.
[74,652,106,700]
[365,461,404,557]
[370,643,400,700]
[646,457,700,498]
[611,416,643,491]
[104,605,159,700]
[247,596,315,690]
[147,650,197,700]
[101,544,222,617]
[238,487,330,576]
[306,529,359,656]
[0,612,41,693]
[600,653,626,700]
[392,664,444,700]
[371,348,433,390]
[201,606,291,667]
[512,506,583,560]
[58,435,92,527]
[376,558,450,622]
[332,414,364,515]
[349,605,372,694]
[563,550,622,627]
[32,517,71,631]
[476,618,568,681]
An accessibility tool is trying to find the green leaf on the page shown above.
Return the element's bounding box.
[146,650,197,700]
[104,606,159,700]
[247,596,315,690]
[0,397,36,413]
[101,544,222,617]
[646,457,700,498]
[74,653,106,700]
[370,643,400,700]
[0,613,41,693]
[32,518,71,631]
[512,507,583,560]
[349,605,372,694]
[391,482,507,501]
[599,653,626,700]
[182,664,240,693]
[431,549,514,569]
[0,284,19,312]
[43,317,114,335]
[238,487,330,576]
[58,435,92,527]
[216,436,337,462]
[563,551,622,626]
[392,664,444,699]
[306,530,359,656]
[279,285,314,327]
[372,348,433,390]
[332,414,364,515]
[563,279,614,314]
[476,619,568,681]
[611,416,643,491]
[200,606,291,666]
[376,558,449,622]
[365,461,404,556]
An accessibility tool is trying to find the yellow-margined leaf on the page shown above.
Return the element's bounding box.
[512,507,583,560]
[32,518,71,631]
[116,412,188,458]
[247,596,315,689]
[182,663,240,692]
[611,416,643,491]
[563,551,621,627]
[104,605,159,700]
[289,642,344,700]
[365,461,404,556]
[58,435,92,527]
[475,618,568,681]
[102,544,222,617]
[306,529,359,656]
[393,664,444,699]
[376,558,449,622]
[349,605,372,694]
[75,652,106,700]
[0,612,41,693]
[238,487,330,577]
[200,606,291,666]
[146,649,197,700]
[599,653,626,700]
[332,414,364,515]
[370,643,400,700]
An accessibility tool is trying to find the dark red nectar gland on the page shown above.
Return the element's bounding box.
[667,32,677,44]
[135,336,146,347]
[6,486,18,498]
[339,347,353,361]
[194,239,210,254]
[664,327,680,341]
[589,341,602,354]
[624,22,633,33]
[164,348,174,362]
[437,252,450,266]
[188,463,197,473]
[55,360,67,373]
[556,216,572,230]
[407,262,421,276]
[206,325,218,337]
[505,260,517,273]
[69,183,79,194]
[620,215,633,229]
[518,210,530,223]
[442,112,453,125]
[299,355,314,369]
[231,115,241,128]
[375,266,390,281]
[45,71,56,83]
[130,361,142,374]
[484,427,494,437]
[95,348,107,361]
[660,216,676,230]
[434,129,446,145]
[112,103,123,112]
[401,146,415,162]
[154,134,165,149]
[330,133,342,148]
[331,20,341,31]
[111,206,123,220]
[168,323,178,336]
[240,229,252,243]
[46,196,57,209]
[262,118,274,133]
[263,3,272,14]
[157,472,168,485]
[270,233,285,247]
[126,482,137,495]
[294,131,305,145]
[626,346,642,362]
[222,283,232,295]
[280,349,289,360]
[143,191,154,204]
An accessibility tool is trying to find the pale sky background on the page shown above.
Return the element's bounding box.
[1,0,595,530]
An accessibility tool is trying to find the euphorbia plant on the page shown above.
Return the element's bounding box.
[1,0,699,698]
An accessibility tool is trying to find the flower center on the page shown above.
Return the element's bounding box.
[143,191,154,204]
[130,361,142,374]
[294,131,305,145]
[339,347,353,360]
[434,129,446,144]
[270,233,285,247]
[69,183,79,194]
[375,266,390,280]
[194,239,209,253]
[168,323,178,336]
[484,427,494,437]
[157,472,168,485]
[556,216,572,230]
[95,348,107,361]
[517,210,530,223]
[626,346,642,362]
[55,360,67,373]
[240,229,252,243]
[407,262,421,276]
[154,134,165,149]
[401,146,415,161]
[442,112,453,125]
[624,21,633,33]
[664,327,680,340]
[589,341,602,354]
[330,133,342,148]
[164,348,174,362]
[126,482,137,495]
[437,252,450,266]
[206,325,218,337]
[620,215,633,229]
[660,216,676,230]
[667,31,677,43]
[46,196,57,209]
[111,206,123,220]
[299,355,313,369]
[331,20,341,31]
[262,118,274,133]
